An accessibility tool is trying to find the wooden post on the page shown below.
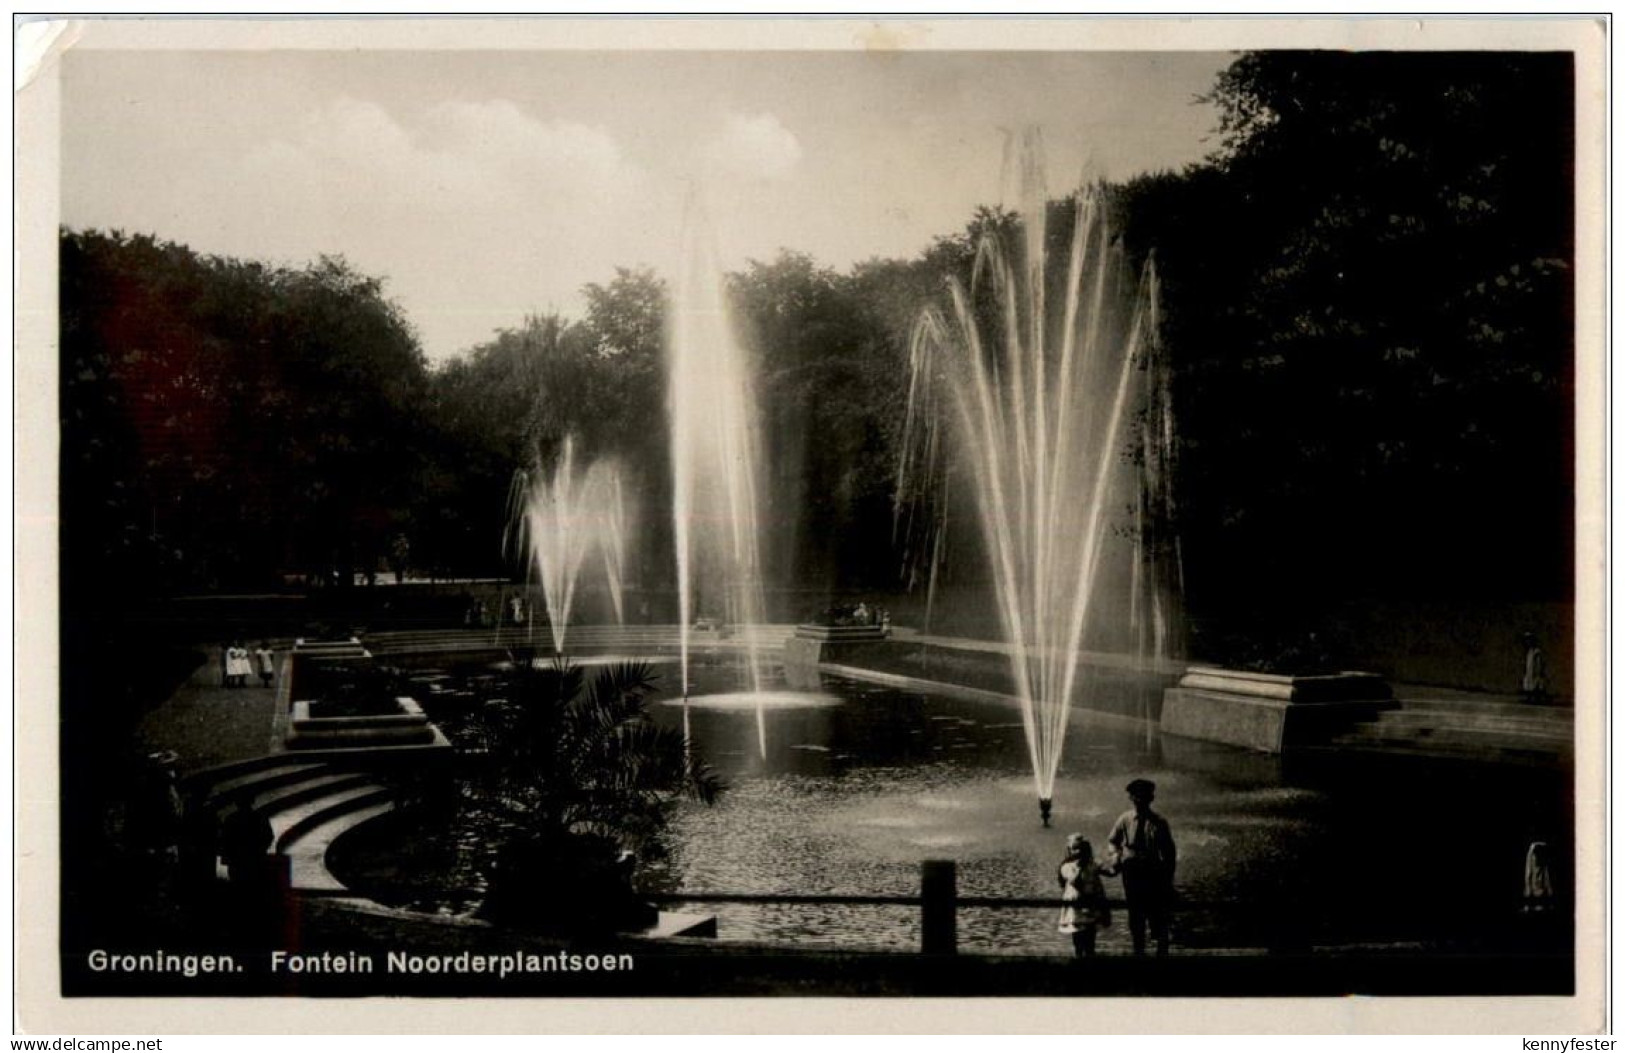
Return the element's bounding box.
[920,859,957,955]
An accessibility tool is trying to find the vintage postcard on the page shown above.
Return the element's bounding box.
[14,15,1608,1035]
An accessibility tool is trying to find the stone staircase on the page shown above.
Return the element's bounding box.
[1316,693,1573,765]
[190,756,399,893]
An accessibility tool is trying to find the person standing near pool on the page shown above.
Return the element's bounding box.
[1057,833,1112,958]
[225,641,252,688]
[1520,632,1549,702]
[1107,777,1177,956]
[255,642,275,688]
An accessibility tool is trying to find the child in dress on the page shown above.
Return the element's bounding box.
[255,642,275,688]
[225,642,252,688]
[1057,833,1113,957]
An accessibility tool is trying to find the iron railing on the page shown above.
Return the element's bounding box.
[645,859,1165,954]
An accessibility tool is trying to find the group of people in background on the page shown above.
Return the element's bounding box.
[461,595,528,628]
[221,641,275,689]
[1056,778,1178,959]
[826,601,891,635]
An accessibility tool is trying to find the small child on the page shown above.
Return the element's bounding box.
[1057,833,1113,957]
[255,642,275,689]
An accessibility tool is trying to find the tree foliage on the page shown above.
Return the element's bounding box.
[60,229,429,598]
[60,50,1574,633]
[419,268,670,581]
[1119,50,1573,620]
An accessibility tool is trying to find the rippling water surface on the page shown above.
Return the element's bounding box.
[635,661,1568,955]
[366,655,1569,956]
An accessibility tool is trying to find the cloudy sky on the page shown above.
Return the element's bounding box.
[61,47,1231,362]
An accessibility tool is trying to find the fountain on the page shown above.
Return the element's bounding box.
[896,130,1179,823]
[506,435,630,656]
[666,198,773,755]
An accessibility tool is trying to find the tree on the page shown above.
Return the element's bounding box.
[1120,52,1574,628]
[59,230,433,950]
[418,268,674,586]
[730,252,865,593]
[728,246,982,599]
[419,313,591,576]
[59,230,431,593]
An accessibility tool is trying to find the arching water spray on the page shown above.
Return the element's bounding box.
[897,130,1173,819]
[506,436,630,657]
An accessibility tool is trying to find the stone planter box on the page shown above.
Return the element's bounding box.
[294,637,372,660]
[1161,666,1393,753]
[784,624,891,675]
[287,696,442,750]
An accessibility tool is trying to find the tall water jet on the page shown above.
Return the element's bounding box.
[594,468,629,627]
[1130,315,1184,749]
[667,198,770,755]
[506,436,630,656]
[897,130,1176,819]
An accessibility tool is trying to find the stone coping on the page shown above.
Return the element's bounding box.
[279,729,454,756]
[794,624,890,641]
[283,687,451,754]
[1177,666,1391,703]
[291,697,429,730]
[294,636,369,651]
[1161,686,1383,752]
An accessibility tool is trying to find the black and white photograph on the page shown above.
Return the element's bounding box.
[14,15,1607,1035]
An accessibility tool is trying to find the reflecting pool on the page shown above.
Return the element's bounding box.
[637,661,1569,956]
[345,653,1569,958]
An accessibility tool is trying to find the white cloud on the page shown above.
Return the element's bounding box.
[700,112,802,182]
[244,96,643,212]
[222,96,674,359]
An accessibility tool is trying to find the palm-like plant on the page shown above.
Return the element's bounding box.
[467,658,721,932]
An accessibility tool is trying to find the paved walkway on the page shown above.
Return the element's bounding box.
[135,653,284,775]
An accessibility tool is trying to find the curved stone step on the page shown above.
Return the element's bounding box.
[251,771,378,815]
[199,760,331,810]
[281,800,397,892]
[270,784,394,851]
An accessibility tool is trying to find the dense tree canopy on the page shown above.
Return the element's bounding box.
[1123,51,1573,626]
[60,50,1576,645]
[61,230,429,601]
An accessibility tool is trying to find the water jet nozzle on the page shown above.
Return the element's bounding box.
[1039,797,1053,827]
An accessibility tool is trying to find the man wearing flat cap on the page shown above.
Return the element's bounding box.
[1108,778,1176,955]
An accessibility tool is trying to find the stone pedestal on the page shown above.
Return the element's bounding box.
[293,636,371,661]
[783,624,890,685]
[287,696,444,750]
[1160,666,1392,753]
